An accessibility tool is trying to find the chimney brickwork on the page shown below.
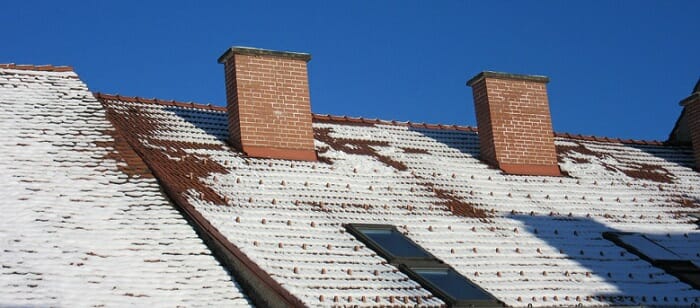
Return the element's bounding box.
[467,71,561,176]
[218,47,316,161]
[681,92,700,169]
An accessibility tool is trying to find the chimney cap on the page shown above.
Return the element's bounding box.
[218,46,311,64]
[466,71,549,87]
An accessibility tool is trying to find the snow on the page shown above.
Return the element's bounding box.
[102,97,700,307]
[0,68,251,307]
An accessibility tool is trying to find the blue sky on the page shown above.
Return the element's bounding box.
[2,1,698,140]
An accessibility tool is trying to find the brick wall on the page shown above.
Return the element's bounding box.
[219,47,316,161]
[681,93,700,169]
[467,72,561,176]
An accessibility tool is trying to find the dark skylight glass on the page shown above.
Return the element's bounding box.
[411,267,495,301]
[358,227,432,259]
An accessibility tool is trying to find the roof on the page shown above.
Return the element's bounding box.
[0,67,251,306]
[97,92,700,307]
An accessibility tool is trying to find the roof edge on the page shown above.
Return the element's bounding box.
[0,63,73,72]
[97,92,668,147]
[679,92,700,107]
[218,46,311,64]
[668,108,691,145]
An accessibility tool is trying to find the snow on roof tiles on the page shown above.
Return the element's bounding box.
[99,93,700,307]
[0,68,251,306]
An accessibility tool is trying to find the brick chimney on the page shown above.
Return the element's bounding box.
[218,46,316,161]
[467,71,560,176]
[680,91,700,169]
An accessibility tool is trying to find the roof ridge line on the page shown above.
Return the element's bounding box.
[96,92,668,146]
[553,132,664,146]
[311,113,478,132]
[313,114,665,145]
[94,92,227,112]
[0,63,73,72]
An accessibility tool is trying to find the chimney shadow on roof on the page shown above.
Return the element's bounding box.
[163,106,229,142]
[407,127,481,158]
[508,214,699,306]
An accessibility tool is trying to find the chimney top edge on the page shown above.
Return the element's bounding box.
[467,71,549,87]
[218,46,311,64]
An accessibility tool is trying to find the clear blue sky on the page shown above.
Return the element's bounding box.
[2,1,698,140]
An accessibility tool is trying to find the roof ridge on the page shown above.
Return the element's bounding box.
[553,132,664,146]
[0,63,73,72]
[94,92,227,112]
[97,92,667,146]
[311,113,478,132]
[314,114,665,145]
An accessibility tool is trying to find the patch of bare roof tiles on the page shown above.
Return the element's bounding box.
[95,93,666,146]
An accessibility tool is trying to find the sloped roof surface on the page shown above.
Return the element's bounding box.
[0,68,251,306]
[100,95,700,307]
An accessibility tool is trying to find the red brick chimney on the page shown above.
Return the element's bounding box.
[680,91,700,169]
[467,71,561,176]
[218,46,316,161]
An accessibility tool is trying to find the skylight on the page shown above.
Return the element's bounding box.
[604,232,700,290]
[611,233,682,261]
[346,224,501,307]
[402,265,499,306]
[346,224,432,263]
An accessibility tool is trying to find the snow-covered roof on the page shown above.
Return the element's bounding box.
[97,94,700,307]
[0,67,251,307]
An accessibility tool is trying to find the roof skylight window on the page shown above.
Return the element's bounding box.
[608,233,683,261]
[346,223,501,307]
[402,265,500,307]
[346,224,432,263]
[604,232,700,289]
